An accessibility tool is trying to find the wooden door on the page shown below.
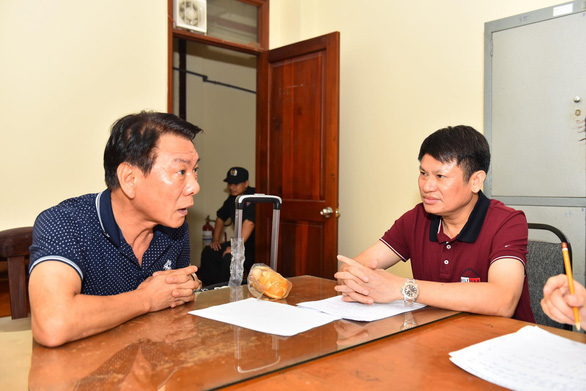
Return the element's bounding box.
[256,32,340,278]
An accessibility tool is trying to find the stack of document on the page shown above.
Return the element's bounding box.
[297,295,426,322]
[190,298,339,337]
[449,325,586,390]
[190,295,425,336]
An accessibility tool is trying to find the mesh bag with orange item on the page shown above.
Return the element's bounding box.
[247,264,292,300]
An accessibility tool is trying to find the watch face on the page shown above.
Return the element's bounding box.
[405,284,418,298]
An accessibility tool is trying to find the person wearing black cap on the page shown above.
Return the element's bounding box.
[198,167,256,286]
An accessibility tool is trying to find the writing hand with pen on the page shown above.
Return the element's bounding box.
[541,274,586,331]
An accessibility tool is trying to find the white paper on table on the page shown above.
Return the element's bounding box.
[297,295,426,322]
[189,298,341,337]
[449,325,586,391]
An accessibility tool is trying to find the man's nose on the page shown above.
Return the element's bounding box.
[185,174,200,196]
[422,177,436,191]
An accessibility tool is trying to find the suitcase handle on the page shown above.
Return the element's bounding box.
[235,194,282,210]
[234,194,282,271]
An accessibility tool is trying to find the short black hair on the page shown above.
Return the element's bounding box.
[418,125,490,181]
[104,111,203,189]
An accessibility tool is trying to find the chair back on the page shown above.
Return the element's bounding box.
[526,223,572,331]
[0,226,33,319]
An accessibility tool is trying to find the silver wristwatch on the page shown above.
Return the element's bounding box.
[401,278,419,306]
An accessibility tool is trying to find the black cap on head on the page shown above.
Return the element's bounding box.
[223,167,249,184]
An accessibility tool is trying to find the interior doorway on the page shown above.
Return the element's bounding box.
[172,39,257,264]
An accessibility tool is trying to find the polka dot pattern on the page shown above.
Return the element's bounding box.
[29,190,190,295]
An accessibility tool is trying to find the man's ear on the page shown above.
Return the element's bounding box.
[117,162,138,199]
[470,170,487,194]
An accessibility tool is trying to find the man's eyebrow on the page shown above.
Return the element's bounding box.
[174,157,200,165]
[419,165,448,175]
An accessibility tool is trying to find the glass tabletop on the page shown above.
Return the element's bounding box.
[27,276,458,390]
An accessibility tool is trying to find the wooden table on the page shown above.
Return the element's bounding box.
[19,276,586,390]
[227,312,586,390]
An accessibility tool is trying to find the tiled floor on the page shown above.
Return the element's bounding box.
[0,313,32,390]
[0,273,31,391]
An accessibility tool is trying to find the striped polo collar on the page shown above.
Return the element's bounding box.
[96,189,175,248]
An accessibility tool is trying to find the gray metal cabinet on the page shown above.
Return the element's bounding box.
[484,1,586,283]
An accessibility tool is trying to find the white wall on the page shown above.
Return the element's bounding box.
[269,0,567,278]
[0,0,570,278]
[0,0,168,230]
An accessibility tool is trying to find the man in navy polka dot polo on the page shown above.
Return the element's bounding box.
[29,111,204,347]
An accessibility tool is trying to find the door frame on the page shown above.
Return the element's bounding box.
[167,0,269,113]
[167,3,341,277]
